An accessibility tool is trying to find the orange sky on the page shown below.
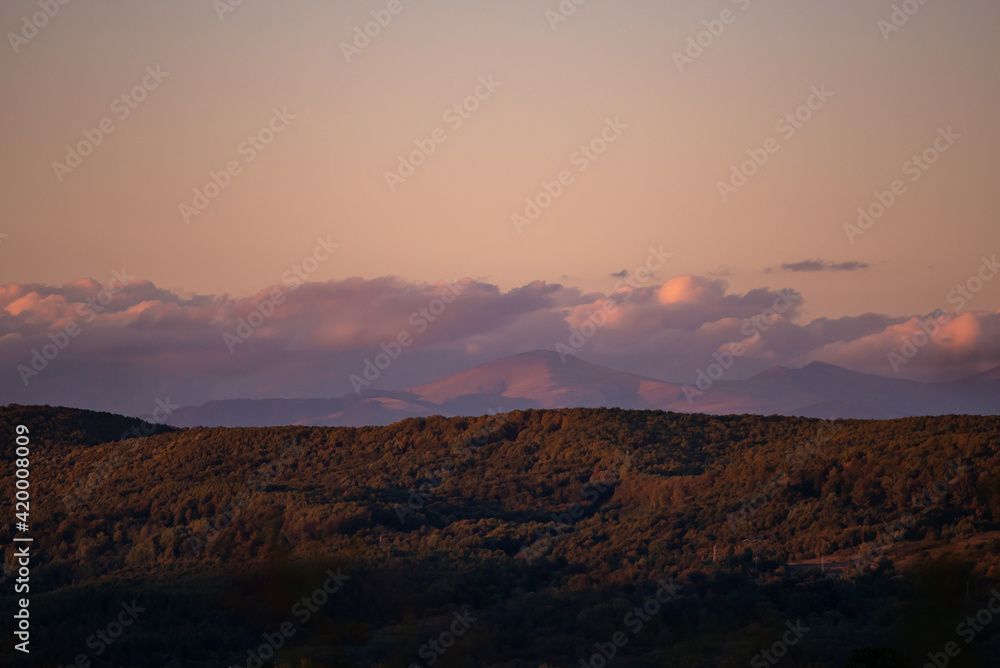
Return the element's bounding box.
[1,0,997,321]
[1,1,999,412]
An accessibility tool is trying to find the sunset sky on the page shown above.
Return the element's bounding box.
[1,0,998,413]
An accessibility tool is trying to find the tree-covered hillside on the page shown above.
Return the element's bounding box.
[2,406,999,666]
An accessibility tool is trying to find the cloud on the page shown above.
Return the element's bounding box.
[656,275,723,305]
[610,270,628,278]
[828,261,870,272]
[780,260,870,272]
[808,310,1000,380]
[0,275,996,415]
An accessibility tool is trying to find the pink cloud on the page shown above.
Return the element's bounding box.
[656,275,722,305]
[0,275,997,415]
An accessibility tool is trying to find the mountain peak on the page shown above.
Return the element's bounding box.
[509,349,580,363]
[167,354,1000,428]
[971,365,1000,381]
[802,361,842,371]
[406,349,673,410]
[752,361,864,382]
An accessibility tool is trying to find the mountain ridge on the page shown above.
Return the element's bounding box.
[163,351,1000,427]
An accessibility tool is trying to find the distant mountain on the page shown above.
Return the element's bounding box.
[408,350,686,410]
[709,361,947,419]
[165,393,442,429]
[164,351,1000,427]
[297,394,445,428]
[965,365,1000,382]
[166,351,686,427]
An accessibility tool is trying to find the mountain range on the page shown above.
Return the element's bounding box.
[164,350,1000,427]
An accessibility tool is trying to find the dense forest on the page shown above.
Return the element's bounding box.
[2,405,1000,667]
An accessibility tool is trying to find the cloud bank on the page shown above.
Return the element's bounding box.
[2,274,997,415]
[775,260,871,273]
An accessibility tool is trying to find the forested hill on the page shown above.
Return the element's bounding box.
[0,403,174,448]
[2,406,1000,666]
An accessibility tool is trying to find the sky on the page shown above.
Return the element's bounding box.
[0,0,998,414]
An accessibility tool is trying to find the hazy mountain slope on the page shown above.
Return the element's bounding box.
[167,398,347,428]
[408,350,685,410]
[295,396,445,427]
[164,353,1000,427]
